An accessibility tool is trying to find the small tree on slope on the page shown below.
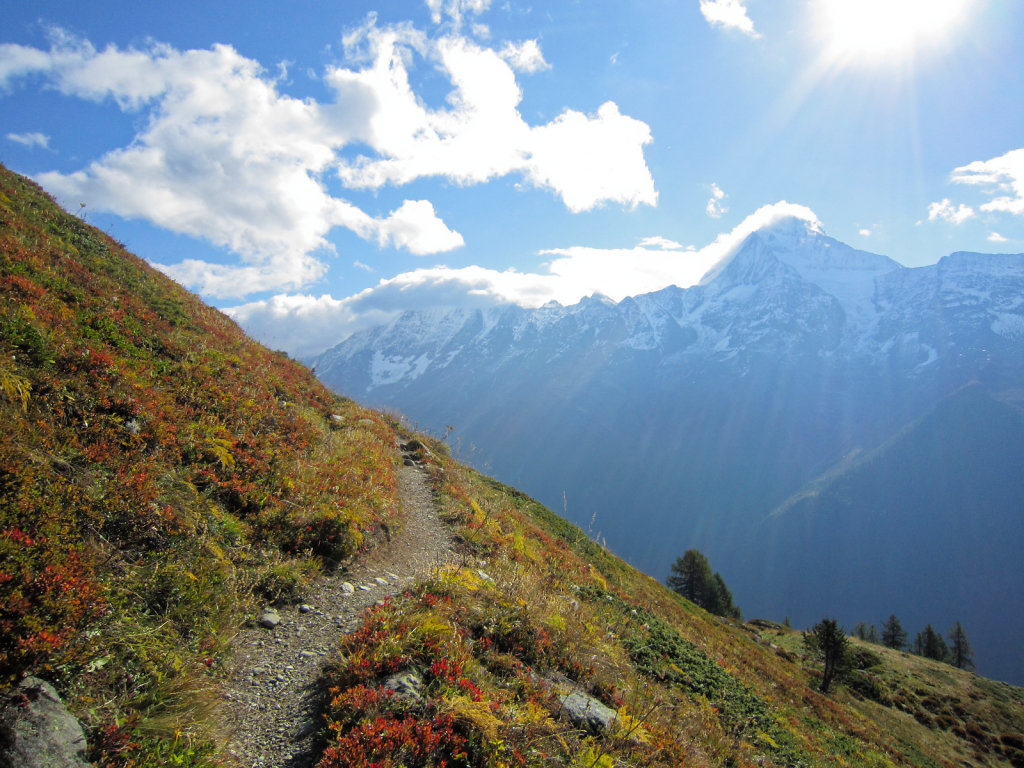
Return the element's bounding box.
[948,621,975,671]
[880,614,907,650]
[913,624,950,662]
[666,549,740,618]
[804,618,850,693]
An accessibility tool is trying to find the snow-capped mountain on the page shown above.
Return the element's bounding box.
[317,217,1022,389]
[314,217,1024,684]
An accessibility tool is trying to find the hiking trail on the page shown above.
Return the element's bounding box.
[223,447,455,767]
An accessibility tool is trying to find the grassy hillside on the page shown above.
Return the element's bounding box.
[0,165,404,764]
[1,163,1022,767]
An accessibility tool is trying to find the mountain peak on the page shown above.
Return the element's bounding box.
[755,213,824,243]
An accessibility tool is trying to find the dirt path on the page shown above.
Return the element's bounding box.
[223,455,454,767]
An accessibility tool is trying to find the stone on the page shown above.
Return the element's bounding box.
[340,582,355,594]
[383,672,424,702]
[557,691,617,734]
[298,604,313,614]
[259,610,282,629]
[0,677,90,768]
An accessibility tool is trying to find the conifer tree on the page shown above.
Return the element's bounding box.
[710,571,742,619]
[667,550,712,605]
[804,618,850,693]
[881,614,907,650]
[913,625,949,662]
[948,621,975,671]
[666,549,741,618]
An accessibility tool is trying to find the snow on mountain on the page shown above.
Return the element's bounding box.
[315,217,1024,396]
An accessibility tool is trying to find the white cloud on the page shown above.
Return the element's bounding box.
[927,198,975,225]
[6,131,50,148]
[706,182,728,218]
[525,102,657,212]
[859,228,872,237]
[330,29,656,211]
[0,42,55,87]
[988,232,1008,243]
[950,148,1024,216]
[426,0,492,28]
[498,40,550,73]
[699,0,761,38]
[228,293,382,360]
[0,22,655,299]
[638,236,686,250]
[375,200,465,255]
[538,241,715,301]
[228,201,822,357]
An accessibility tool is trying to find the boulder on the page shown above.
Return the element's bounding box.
[0,677,90,768]
[557,691,617,733]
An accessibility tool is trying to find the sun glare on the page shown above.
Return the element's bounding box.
[816,0,971,63]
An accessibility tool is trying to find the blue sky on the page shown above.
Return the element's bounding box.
[2,0,1022,356]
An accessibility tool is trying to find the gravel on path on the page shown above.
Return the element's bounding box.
[222,458,454,767]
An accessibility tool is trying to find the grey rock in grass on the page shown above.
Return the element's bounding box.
[384,671,424,702]
[0,677,90,768]
[558,691,617,733]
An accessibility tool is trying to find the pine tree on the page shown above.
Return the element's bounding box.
[948,621,975,671]
[710,571,742,619]
[880,614,907,650]
[667,550,712,605]
[804,618,850,693]
[855,622,881,643]
[913,625,949,662]
[666,550,741,618]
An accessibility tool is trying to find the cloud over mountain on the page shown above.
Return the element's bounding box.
[227,201,821,358]
[0,16,655,298]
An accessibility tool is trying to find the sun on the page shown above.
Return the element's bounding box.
[815,0,972,63]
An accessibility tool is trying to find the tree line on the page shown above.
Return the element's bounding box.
[665,551,976,694]
[804,615,974,693]
[853,614,974,670]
